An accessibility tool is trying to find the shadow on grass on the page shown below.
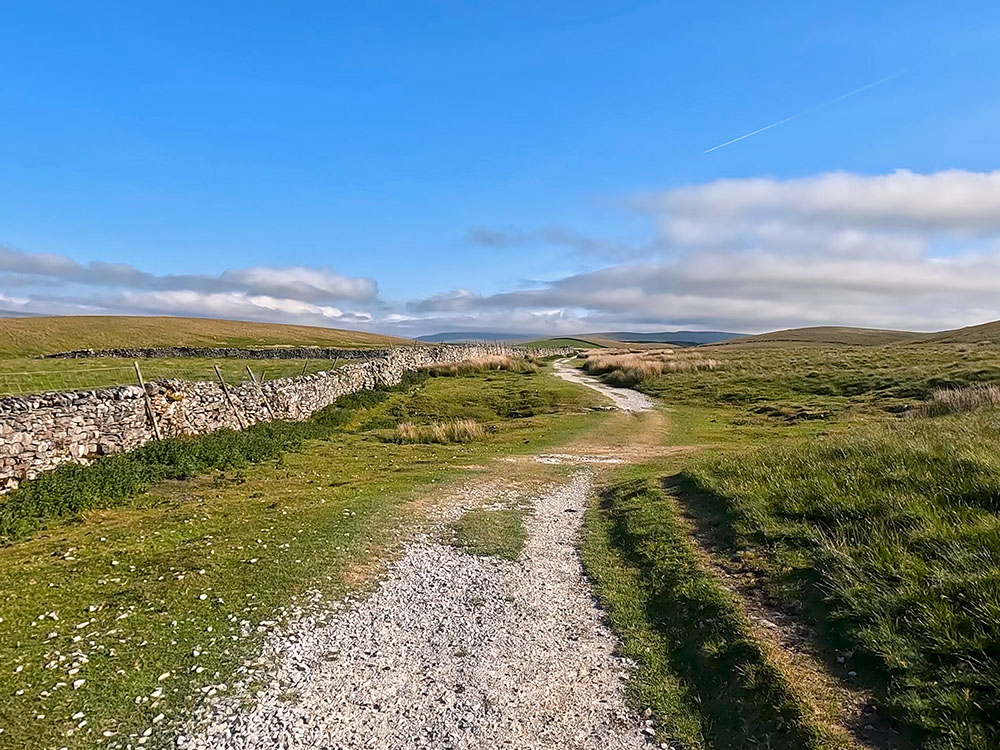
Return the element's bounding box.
[599,476,830,750]
[670,474,915,750]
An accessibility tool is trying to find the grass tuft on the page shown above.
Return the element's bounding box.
[582,349,720,387]
[422,355,539,376]
[450,508,526,560]
[913,383,1000,417]
[392,419,485,443]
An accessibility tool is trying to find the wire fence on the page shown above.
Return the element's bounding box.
[0,357,349,398]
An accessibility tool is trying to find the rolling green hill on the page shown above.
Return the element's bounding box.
[715,325,930,347]
[0,316,413,358]
[921,320,1000,344]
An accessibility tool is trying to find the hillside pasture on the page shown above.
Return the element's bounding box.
[0,316,410,358]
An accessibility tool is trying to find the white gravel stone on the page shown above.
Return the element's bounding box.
[552,360,654,412]
[184,473,647,749]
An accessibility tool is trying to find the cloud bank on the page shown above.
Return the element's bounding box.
[408,169,1000,333]
[5,169,1000,335]
[0,245,378,326]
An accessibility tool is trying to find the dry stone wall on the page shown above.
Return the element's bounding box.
[0,345,573,492]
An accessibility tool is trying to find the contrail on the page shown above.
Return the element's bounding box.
[704,71,904,153]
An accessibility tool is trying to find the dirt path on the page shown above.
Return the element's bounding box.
[181,367,662,749]
[552,359,654,412]
[183,472,648,750]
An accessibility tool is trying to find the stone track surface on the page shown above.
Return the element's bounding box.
[551,360,654,413]
[182,472,648,750]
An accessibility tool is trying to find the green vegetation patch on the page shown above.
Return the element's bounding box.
[684,411,1000,750]
[451,508,526,560]
[582,464,835,750]
[632,343,1000,422]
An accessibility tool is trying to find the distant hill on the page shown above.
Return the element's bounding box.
[416,331,537,343]
[420,329,745,346]
[521,337,605,349]
[588,330,745,346]
[716,326,929,347]
[0,316,413,358]
[921,320,1000,344]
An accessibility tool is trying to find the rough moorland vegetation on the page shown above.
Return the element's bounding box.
[583,341,1000,750]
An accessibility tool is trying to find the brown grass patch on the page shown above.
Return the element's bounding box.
[913,383,1000,417]
[422,355,539,377]
[581,348,720,386]
[392,419,485,443]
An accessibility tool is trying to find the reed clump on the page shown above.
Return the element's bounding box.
[582,349,720,386]
[423,355,539,377]
[913,383,1000,417]
[392,418,485,443]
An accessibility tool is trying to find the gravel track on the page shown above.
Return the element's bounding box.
[182,473,648,750]
[552,360,654,412]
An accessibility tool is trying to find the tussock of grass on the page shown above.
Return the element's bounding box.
[914,383,1000,417]
[685,412,1000,749]
[582,349,720,387]
[451,508,526,559]
[392,419,484,443]
[422,354,539,376]
[582,468,834,750]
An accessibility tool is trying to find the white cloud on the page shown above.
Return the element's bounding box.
[406,170,1000,333]
[0,245,377,303]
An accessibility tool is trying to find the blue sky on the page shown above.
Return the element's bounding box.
[2,1,1000,334]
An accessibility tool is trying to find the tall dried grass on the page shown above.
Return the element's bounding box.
[913,384,1000,417]
[392,418,485,443]
[423,355,539,377]
[582,349,720,386]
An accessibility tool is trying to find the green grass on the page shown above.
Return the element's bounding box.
[0,365,606,749]
[625,342,1000,422]
[0,357,341,397]
[582,464,838,750]
[684,411,1000,750]
[0,315,410,358]
[451,508,527,560]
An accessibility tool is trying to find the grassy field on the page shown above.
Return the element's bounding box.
[581,341,1000,750]
[0,356,347,397]
[0,316,410,358]
[0,364,603,749]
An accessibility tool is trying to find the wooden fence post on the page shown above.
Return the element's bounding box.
[134,361,162,440]
[247,365,276,420]
[214,365,246,429]
[301,360,309,376]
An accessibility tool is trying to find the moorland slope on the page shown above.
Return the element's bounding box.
[0,316,411,358]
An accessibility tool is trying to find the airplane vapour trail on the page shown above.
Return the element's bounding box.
[704,71,904,153]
